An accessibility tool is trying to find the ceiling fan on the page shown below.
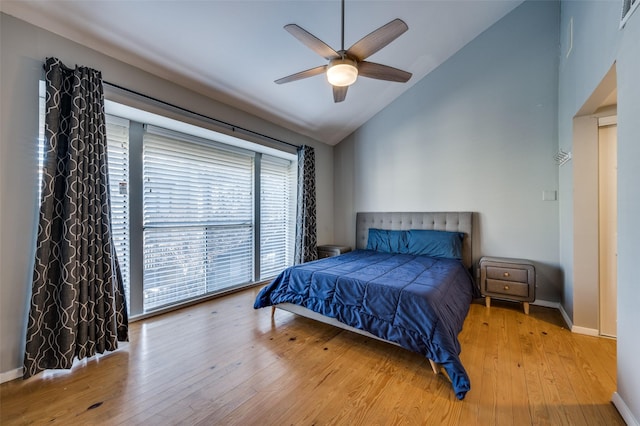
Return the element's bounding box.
[275,0,412,103]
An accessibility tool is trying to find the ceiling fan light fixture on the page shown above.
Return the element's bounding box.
[276,2,411,102]
[326,58,358,87]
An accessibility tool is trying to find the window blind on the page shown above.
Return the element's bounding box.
[40,93,297,317]
[142,126,254,310]
[105,115,131,305]
[260,155,295,279]
[37,81,45,201]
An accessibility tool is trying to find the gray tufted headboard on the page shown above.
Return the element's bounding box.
[356,212,473,269]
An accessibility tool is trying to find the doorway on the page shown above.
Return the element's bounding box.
[571,63,617,336]
[598,119,617,338]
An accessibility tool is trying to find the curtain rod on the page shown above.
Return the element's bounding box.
[103,81,300,150]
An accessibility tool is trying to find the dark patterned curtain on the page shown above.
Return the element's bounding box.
[294,145,318,264]
[23,58,128,379]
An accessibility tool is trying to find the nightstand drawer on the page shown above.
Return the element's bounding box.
[486,266,528,283]
[486,279,530,298]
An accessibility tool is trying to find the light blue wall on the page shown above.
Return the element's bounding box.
[558,0,620,327]
[334,1,561,301]
[334,0,640,420]
[558,0,640,421]
[616,14,640,420]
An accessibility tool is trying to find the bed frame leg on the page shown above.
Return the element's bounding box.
[271,306,276,318]
[428,359,439,375]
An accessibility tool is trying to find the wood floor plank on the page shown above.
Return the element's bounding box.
[504,306,533,426]
[0,288,625,425]
[121,311,343,424]
[518,304,553,425]
[538,311,591,426]
[456,302,495,426]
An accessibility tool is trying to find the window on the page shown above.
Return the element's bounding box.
[142,126,255,310]
[38,94,297,317]
[260,155,296,278]
[37,82,45,201]
[105,116,131,305]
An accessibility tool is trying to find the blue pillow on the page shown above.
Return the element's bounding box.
[366,228,407,254]
[405,230,464,260]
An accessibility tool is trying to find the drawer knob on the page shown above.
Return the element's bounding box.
[503,272,510,277]
[504,285,510,291]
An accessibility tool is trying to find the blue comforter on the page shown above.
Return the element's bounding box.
[254,249,478,400]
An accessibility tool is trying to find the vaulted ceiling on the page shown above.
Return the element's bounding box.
[1,0,523,145]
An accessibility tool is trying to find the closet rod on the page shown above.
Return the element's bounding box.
[103,81,300,150]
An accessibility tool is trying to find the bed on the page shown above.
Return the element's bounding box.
[254,212,478,399]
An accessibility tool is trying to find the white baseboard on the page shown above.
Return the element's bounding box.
[571,325,600,336]
[1,367,23,384]
[612,392,640,426]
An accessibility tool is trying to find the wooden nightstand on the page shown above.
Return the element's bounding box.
[479,256,535,314]
[317,245,351,259]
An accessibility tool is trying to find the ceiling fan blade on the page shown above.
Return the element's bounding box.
[284,24,338,60]
[358,61,412,83]
[347,19,408,61]
[275,65,327,84]
[333,85,348,103]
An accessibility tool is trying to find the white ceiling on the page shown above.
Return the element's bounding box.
[1,0,523,145]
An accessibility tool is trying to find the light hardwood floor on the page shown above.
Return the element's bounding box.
[1,287,623,425]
